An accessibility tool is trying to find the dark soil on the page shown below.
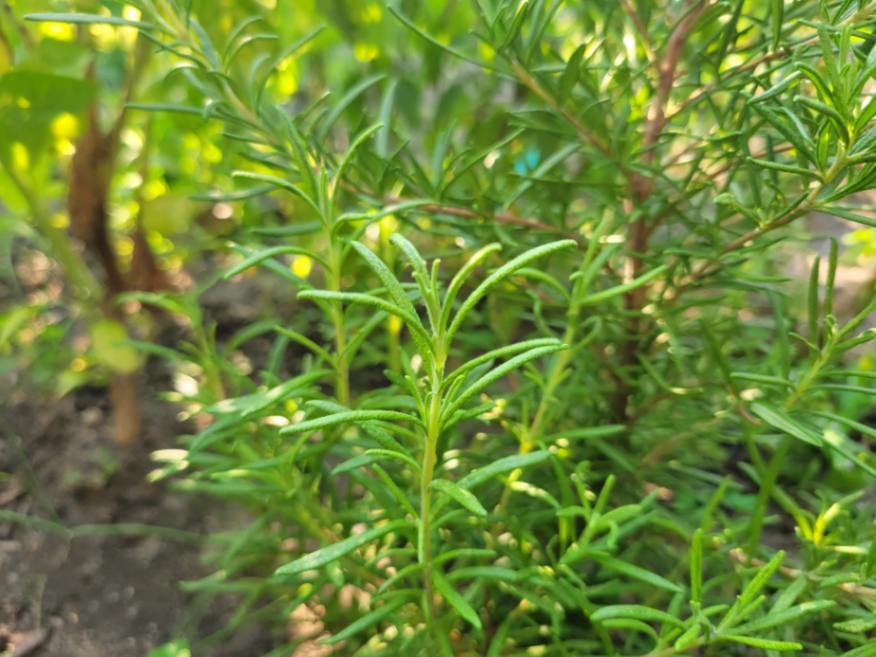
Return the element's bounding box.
[0,369,271,657]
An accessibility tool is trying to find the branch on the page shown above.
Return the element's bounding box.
[665,47,791,123]
[642,0,707,168]
[730,548,876,598]
[0,13,14,64]
[510,59,613,160]
[618,0,656,65]
[382,194,583,243]
[667,0,876,122]
[1,0,33,49]
[615,0,707,420]
[665,153,849,302]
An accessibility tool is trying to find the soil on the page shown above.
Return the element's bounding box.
[0,360,273,657]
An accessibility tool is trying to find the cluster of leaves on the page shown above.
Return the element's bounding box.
[4,0,876,656]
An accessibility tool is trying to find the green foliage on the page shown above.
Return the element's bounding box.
[146,639,191,657]
[3,0,876,656]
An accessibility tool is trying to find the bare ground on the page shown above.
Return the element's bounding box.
[0,374,272,657]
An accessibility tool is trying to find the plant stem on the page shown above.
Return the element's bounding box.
[736,153,848,550]
[676,149,848,296]
[642,639,705,657]
[328,240,350,407]
[498,258,591,512]
[419,363,443,643]
[194,321,226,401]
[497,332,572,513]
[746,344,833,551]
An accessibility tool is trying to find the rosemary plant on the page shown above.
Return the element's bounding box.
[13,1,876,655]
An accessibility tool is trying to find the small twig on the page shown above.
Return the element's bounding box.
[383,194,581,241]
[666,47,791,123]
[510,59,613,160]
[0,509,205,544]
[107,34,153,166]
[618,0,657,65]
[1,0,33,49]
[0,13,15,64]
[730,548,876,598]
[616,0,707,419]
[641,1,708,165]
[665,152,849,304]
[671,144,795,181]
[672,199,810,297]
[668,1,876,123]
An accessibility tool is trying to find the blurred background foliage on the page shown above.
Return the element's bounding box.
[0,0,470,392]
[3,0,876,401]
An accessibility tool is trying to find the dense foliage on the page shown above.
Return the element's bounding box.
[3,0,876,655]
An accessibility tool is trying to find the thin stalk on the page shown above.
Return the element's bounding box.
[381,233,402,373]
[746,344,833,551]
[331,309,350,407]
[510,59,612,160]
[0,10,15,64]
[735,153,848,550]
[529,323,576,440]
[497,330,573,512]
[642,640,705,657]
[419,357,444,644]
[327,240,350,407]
[674,148,849,298]
[287,497,384,588]
[193,322,225,400]
[496,239,597,512]
[512,339,574,547]
[387,318,402,373]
